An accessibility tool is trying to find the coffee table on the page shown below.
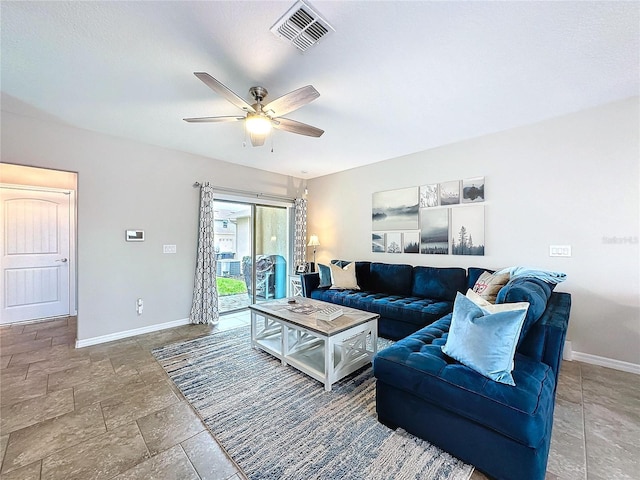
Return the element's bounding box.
[249,298,379,391]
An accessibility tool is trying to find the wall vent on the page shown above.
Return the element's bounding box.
[270,1,334,52]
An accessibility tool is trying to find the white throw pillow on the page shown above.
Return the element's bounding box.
[465,288,492,307]
[329,262,360,290]
[466,288,529,314]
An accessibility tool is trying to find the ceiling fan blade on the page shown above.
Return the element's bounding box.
[249,131,267,147]
[183,116,244,123]
[273,117,324,137]
[193,72,256,113]
[263,85,319,117]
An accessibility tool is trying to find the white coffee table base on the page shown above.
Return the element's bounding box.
[251,310,378,391]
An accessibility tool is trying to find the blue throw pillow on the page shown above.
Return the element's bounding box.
[442,292,529,386]
[318,263,332,288]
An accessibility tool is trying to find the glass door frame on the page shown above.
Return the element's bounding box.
[213,194,294,315]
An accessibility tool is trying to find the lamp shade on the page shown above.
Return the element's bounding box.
[308,235,320,247]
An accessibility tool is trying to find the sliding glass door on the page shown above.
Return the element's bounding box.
[252,205,289,303]
[214,199,291,314]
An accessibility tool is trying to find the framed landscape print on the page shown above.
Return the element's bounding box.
[462,177,485,203]
[451,205,485,255]
[372,187,419,231]
[385,232,403,253]
[419,184,439,208]
[439,181,460,205]
[419,208,449,254]
[403,231,420,253]
[372,232,385,252]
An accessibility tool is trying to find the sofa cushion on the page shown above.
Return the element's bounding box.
[330,260,373,291]
[467,267,493,290]
[472,271,510,303]
[497,277,554,346]
[329,262,360,290]
[318,264,332,288]
[370,262,413,296]
[442,292,529,386]
[411,266,467,301]
[373,316,557,448]
[309,289,452,327]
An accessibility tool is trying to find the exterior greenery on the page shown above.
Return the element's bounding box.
[216,277,247,296]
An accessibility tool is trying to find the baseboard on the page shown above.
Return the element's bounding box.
[75,317,190,348]
[570,351,640,375]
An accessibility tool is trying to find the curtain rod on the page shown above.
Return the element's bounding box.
[192,182,295,202]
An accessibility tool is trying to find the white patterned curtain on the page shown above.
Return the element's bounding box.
[190,182,219,325]
[293,198,308,269]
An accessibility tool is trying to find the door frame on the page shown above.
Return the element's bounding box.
[0,183,78,320]
[213,193,293,314]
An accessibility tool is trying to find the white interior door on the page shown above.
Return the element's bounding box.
[0,187,71,323]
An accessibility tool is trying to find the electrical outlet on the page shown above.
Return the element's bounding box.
[136,298,143,315]
[549,245,571,257]
[163,244,177,254]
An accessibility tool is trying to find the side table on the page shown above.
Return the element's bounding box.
[289,275,303,297]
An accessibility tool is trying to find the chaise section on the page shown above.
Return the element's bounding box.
[373,291,571,480]
[374,315,555,448]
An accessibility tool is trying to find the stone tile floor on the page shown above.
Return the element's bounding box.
[0,313,250,480]
[1,312,638,479]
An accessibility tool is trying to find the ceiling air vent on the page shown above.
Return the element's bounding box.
[270,0,334,52]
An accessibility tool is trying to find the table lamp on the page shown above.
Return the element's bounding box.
[307,235,320,271]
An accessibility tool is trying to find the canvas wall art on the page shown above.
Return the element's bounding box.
[372,187,419,231]
[385,232,403,253]
[372,232,385,252]
[419,208,449,254]
[419,184,439,208]
[462,177,485,203]
[403,231,420,253]
[439,181,460,205]
[451,205,485,255]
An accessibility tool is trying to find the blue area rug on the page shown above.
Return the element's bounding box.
[153,327,473,480]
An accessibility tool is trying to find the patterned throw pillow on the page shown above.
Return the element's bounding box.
[472,271,510,304]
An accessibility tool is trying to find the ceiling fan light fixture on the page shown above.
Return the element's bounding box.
[245,114,272,135]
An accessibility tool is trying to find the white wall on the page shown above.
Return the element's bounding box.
[306,98,640,366]
[1,110,304,342]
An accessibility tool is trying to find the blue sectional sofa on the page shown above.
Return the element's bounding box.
[300,261,468,340]
[302,261,571,480]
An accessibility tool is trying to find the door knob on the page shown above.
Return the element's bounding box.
[56,258,68,263]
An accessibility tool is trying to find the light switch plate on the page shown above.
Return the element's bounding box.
[163,244,177,254]
[549,245,571,257]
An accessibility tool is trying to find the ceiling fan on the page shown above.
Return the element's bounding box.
[184,72,324,147]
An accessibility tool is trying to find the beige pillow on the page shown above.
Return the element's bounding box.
[329,262,360,290]
[466,288,528,313]
[472,271,510,304]
[465,288,492,307]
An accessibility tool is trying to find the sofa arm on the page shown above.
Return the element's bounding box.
[518,291,571,387]
[301,272,320,297]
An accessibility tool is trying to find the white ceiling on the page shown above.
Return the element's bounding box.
[1,1,638,179]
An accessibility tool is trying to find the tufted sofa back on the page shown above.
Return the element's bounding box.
[411,266,467,301]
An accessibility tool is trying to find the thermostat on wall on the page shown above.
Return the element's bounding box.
[126,230,144,242]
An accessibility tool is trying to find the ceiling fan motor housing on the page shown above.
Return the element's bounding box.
[249,86,268,103]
